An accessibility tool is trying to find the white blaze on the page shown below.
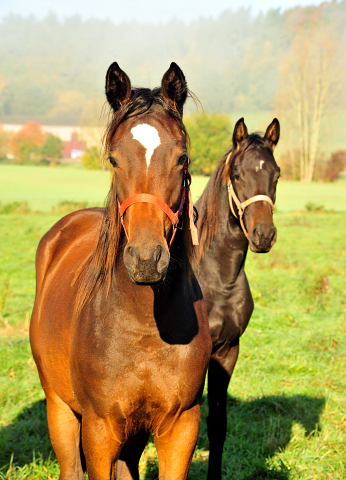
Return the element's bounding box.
[256,160,265,172]
[131,124,161,168]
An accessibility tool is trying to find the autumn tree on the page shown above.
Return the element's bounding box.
[276,25,344,182]
[185,113,232,176]
[314,150,346,182]
[9,121,46,164]
[0,125,10,159]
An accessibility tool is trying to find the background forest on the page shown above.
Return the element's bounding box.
[0,2,345,118]
[0,1,346,179]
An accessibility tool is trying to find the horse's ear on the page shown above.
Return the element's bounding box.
[233,118,248,150]
[264,118,280,150]
[105,62,131,112]
[161,62,188,116]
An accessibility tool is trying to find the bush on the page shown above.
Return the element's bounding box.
[323,151,346,182]
[41,134,64,164]
[50,200,89,215]
[314,150,346,182]
[8,121,46,164]
[185,112,232,176]
[305,201,326,213]
[80,146,101,170]
[0,201,32,214]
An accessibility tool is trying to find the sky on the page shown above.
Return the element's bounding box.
[0,0,322,23]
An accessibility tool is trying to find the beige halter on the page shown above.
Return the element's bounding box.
[226,152,274,244]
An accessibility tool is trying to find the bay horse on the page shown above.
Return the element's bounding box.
[30,62,211,480]
[195,117,281,480]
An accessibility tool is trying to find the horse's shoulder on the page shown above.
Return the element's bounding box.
[35,207,105,289]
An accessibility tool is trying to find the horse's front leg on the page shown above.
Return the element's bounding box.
[81,407,124,480]
[44,385,85,480]
[207,346,238,480]
[154,404,200,480]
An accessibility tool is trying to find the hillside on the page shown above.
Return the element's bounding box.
[0,2,345,121]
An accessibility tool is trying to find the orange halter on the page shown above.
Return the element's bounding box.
[119,159,199,248]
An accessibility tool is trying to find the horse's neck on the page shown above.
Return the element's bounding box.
[198,184,249,285]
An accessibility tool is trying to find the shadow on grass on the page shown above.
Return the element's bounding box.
[0,394,325,479]
[189,393,326,480]
[0,399,54,469]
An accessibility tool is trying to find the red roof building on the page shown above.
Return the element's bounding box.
[63,140,86,159]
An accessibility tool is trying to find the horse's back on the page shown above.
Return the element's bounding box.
[30,207,104,409]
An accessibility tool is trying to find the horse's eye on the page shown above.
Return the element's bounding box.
[178,154,188,165]
[233,173,240,181]
[109,156,117,167]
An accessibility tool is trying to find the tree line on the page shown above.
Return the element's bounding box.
[0,122,64,166]
[0,2,345,120]
[2,116,344,182]
[0,1,345,181]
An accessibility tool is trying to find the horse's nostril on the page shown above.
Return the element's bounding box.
[157,244,169,274]
[156,245,162,263]
[251,224,277,248]
[270,227,277,245]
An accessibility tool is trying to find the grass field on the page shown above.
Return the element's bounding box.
[0,167,346,479]
[1,164,346,213]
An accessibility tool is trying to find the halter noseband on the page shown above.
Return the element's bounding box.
[226,152,274,246]
[118,159,199,248]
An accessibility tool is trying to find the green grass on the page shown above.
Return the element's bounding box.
[0,165,111,212]
[275,180,346,212]
[1,164,346,213]
[0,209,345,479]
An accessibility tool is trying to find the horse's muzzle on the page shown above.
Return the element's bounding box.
[123,242,170,284]
[249,222,277,253]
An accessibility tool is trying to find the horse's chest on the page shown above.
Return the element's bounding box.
[72,324,204,424]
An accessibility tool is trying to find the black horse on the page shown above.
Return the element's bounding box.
[195,117,281,480]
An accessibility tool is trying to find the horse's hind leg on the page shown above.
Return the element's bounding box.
[154,404,200,480]
[206,345,239,480]
[44,385,84,480]
[117,430,150,480]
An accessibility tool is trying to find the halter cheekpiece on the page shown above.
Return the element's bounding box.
[119,158,199,247]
